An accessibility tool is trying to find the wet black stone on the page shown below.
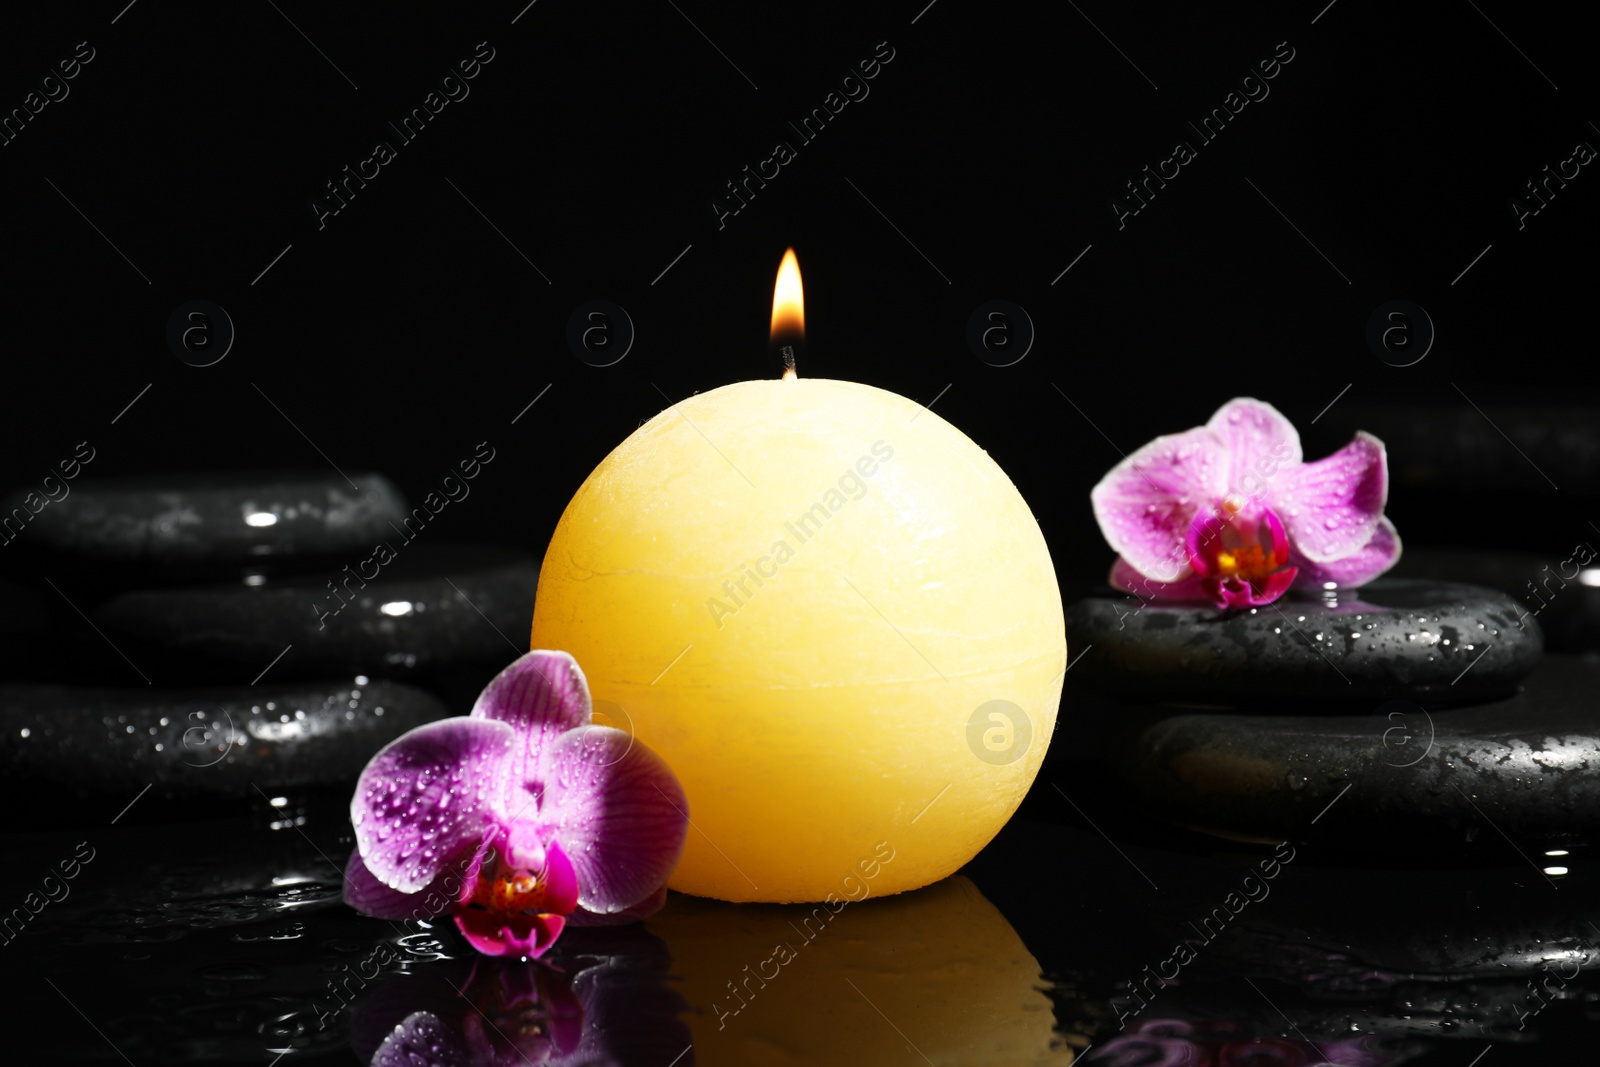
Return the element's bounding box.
[1064,578,1541,707]
[0,677,449,797]
[0,470,408,586]
[977,822,1599,992]
[89,546,538,684]
[1103,653,1600,855]
[1393,546,1600,653]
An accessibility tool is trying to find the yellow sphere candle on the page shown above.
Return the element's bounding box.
[530,255,1064,902]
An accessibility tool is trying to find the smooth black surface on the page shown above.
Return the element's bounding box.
[92,546,539,683]
[3,471,409,586]
[0,792,1594,1066]
[1393,546,1600,653]
[0,678,449,798]
[1103,653,1600,852]
[1065,578,1542,706]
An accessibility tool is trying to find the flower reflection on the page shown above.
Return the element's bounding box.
[352,924,691,1067]
[1092,1018,1405,1067]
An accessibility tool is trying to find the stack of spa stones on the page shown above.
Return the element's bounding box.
[0,473,537,803]
[1065,574,1599,861]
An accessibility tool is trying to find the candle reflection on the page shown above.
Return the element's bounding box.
[652,875,1076,1066]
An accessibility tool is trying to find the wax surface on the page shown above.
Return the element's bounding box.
[531,378,1065,902]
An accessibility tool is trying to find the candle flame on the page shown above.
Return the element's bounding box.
[771,247,806,382]
[771,246,806,342]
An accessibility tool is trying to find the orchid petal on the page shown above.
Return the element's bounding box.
[471,649,592,733]
[1206,566,1299,611]
[454,908,567,958]
[1241,565,1298,607]
[472,650,593,819]
[1108,556,1210,601]
[352,717,513,894]
[343,846,465,921]
[1278,431,1388,563]
[538,726,689,915]
[370,1012,472,1067]
[1090,427,1227,582]
[540,837,581,916]
[568,885,669,926]
[1292,515,1402,589]
[1205,397,1303,491]
[454,838,495,908]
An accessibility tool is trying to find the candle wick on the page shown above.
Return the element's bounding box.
[780,343,797,381]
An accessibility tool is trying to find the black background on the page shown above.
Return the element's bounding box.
[0,0,1593,599]
[2,5,1599,1063]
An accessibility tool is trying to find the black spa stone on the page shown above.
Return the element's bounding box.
[1392,546,1600,653]
[0,471,408,585]
[1064,578,1541,706]
[0,677,449,797]
[90,546,538,683]
[1103,652,1600,855]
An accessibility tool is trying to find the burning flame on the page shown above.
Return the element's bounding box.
[770,248,804,381]
[771,246,806,342]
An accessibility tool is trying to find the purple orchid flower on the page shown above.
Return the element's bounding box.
[1092,397,1400,610]
[342,650,689,958]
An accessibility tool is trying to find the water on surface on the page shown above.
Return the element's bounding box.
[1,787,1593,1065]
